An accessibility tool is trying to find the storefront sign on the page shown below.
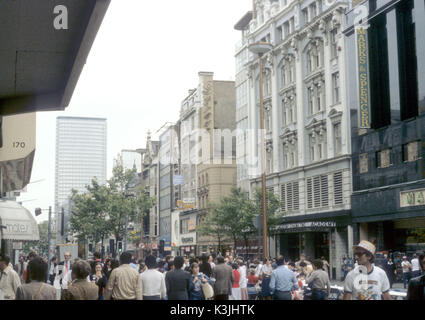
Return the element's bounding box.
[12,242,23,250]
[181,237,194,244]
[176,199,195,210]
[356,27,371,128]
[400,188,425,208]
[274,221,336,233]
[188,219,196,232]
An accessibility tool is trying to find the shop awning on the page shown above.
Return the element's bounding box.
[0,200,39,241]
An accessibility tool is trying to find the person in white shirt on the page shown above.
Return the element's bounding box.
[140,255,166,300]
[401,256,412,289]
[238,260,248,300]
[254,259,263,277]
[343,240,392,300]
[411,254,421,278]
[56,252,72,290]
[0,255,21,300]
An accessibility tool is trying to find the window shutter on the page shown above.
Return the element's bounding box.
[287,183,293,211]
[333,172,343,205]
[313,176,321,208]
[293,181,300,210]
[307,178,313,209]
[280,184,286,211]
[321,175,329,207]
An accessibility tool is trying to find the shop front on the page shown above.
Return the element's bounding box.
[178,211,197,257]
[0,200,39,262]
[273,211,352,280]
[352,183,425,257]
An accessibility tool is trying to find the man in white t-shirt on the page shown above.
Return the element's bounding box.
[401,256,412,289]
[411,254,421,279]
[343,240,392,300]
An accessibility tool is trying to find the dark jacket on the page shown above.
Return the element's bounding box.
[407,273,425,300]
[199,262,212,278]
[212,263,234,296]
[165,269,191,300]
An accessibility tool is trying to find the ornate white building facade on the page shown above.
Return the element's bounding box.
[235,0,354,279]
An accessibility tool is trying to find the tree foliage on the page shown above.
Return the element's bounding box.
[69,162,155,255]
[197,187,282,256]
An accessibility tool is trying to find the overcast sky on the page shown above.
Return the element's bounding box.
[18,0,252,223]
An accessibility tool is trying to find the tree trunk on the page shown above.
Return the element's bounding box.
[233,235,237,257]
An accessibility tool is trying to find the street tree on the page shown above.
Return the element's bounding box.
[198,187,256,256]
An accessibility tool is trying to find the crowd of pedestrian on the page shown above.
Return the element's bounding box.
[0,241,424,300]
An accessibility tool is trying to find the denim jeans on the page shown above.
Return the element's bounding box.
[312,289,327,300]
[403,272,411,289]
[411,270,421,279]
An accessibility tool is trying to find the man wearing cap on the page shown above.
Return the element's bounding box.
[343,240,392,300]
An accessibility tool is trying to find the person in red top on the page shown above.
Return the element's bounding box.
[231,263,241,300]
[247,269,259,300]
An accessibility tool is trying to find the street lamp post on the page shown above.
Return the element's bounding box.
[248,42,273,260]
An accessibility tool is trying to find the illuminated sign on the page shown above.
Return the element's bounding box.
[356,27,371,128]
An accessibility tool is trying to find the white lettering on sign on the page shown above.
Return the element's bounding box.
[6,223,29,234]
[400,189,425,208]
[53,5,68,30]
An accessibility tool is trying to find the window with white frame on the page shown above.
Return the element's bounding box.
[308,127,326,162]
[330,29,338,59]
[281,65,287,88]
[310,3,317,19]
[332,72,340,104]
[302,8,309,24]
[236,81,248,109]
[334,122,342,155]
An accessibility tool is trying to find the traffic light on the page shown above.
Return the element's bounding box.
[118,241,123,253]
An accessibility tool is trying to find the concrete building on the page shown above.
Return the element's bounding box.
[139,132,160,255]
[158,123,180,256]
[235,0,352,279]
[346,0,425,255]
[178,72,237,256]
[54,117,107,246]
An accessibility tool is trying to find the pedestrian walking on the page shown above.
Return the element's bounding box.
[321,256,330,278]
[411,254,421,278]
[102,258,113,280]
[231,263,241,300]
[14,255,27,283]
[48,257,57,285]
[305,259,330,300]
[401,256,412,289]
[15,257,56,300]
[386,257,396,288]
[0,255,21,300]
[343,240,392,300]
[91,263,107,300]
[140,255,166,300]
[238,260,248,300]
[199,254,212,278]
[189,262,213,300]
[269,256,298,300]
[104,251,143,300]
[165,256,191,300]
[212,256,233,300]
[208,255,215,270]
[61,260,98,300]
[260,259,273,300]
[295,254,311,273]
[247,269,259,300]
[407,252,425,300]
[56,251,72,291]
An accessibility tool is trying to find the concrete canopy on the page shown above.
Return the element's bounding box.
[0,0,111,116]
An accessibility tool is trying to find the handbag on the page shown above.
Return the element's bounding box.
[201,281,214,299]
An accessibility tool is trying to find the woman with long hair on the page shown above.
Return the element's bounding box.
[91,262,107,300]
[189,262,213,300]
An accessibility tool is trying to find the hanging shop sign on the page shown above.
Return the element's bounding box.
[356,26,371,129]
